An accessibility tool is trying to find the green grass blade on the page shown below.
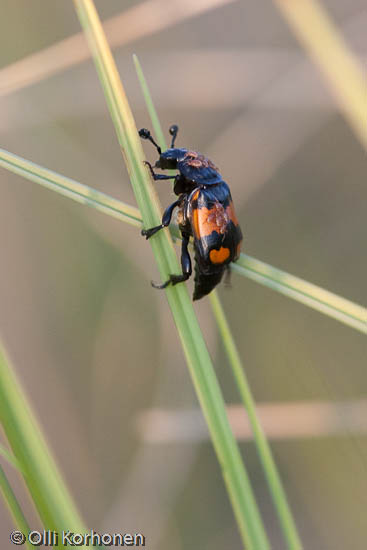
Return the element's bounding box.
[0,444,25,474]
[0,464,32,549]
[0,148,141,228]
[133,56,167,148]
[209,292,303,549]
[0,344,88,546]
[73,1,270,548]
[234,256,367,334]
[1,146,364,333]
[134,53,303,550]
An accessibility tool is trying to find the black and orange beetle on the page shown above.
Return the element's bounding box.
[139,125,243,300]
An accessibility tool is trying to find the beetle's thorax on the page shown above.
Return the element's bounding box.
[178,149,222,186]
[155,148,188,169]
[181,150,219,172]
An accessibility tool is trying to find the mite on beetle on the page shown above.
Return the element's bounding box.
[139,124,243,300]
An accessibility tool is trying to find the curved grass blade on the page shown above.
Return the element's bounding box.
[73,1,270,548]
[1,147,365,334]
[0,344,89,547]
[134,53,303,550]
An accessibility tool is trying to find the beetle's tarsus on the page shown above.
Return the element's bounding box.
[141,225,163,239]
[151,279,170,290]
[143,160,156,178]
[151,272,190,291]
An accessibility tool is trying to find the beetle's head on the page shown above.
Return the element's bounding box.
[155,148,188,170]
[139,124,184,170]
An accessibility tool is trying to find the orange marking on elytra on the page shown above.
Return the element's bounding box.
[193,201,229,238]
[210,247,230,264]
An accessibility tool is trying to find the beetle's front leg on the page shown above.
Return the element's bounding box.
[141,199,180,239]
[144,161,175,181]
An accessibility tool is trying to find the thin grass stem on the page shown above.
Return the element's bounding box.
[210,292,303,549]
[0,464,32,549]
[233,259,366,334]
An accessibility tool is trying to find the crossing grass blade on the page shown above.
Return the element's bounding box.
[1,147,365,334]
[233,257,366,334]
[0,148,141,228]
[73,1,271,548]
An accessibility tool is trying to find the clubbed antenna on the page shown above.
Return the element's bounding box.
[169,124,179,148]
[139,128,161,155]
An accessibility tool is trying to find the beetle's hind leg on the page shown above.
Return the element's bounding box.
[152,233,192,290]
[142,199,179,239]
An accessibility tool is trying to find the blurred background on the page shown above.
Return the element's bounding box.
[0,1,366,548]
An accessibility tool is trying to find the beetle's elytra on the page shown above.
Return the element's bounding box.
[139,125,243,300]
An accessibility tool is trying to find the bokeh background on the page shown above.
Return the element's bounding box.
[0,1,366,548]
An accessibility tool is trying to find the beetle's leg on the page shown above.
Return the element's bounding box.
[152,233,192,289]
[141,199,180,239]
[144,161,176,181]
[176,232,192,282]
